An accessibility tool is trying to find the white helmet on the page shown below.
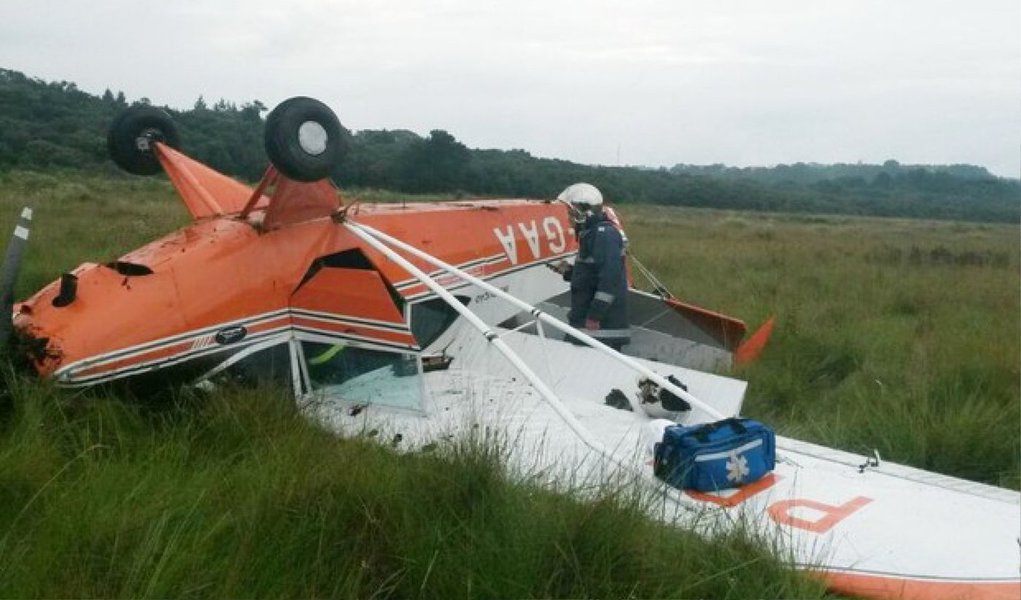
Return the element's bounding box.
[557,182,603,209]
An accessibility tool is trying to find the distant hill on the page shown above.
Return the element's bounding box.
[670,161,998,184]
[1,68,1018,223]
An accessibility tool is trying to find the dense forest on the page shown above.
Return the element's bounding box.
[1,68,1017,222]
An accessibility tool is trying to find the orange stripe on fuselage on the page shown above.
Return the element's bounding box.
[68,314,292,379]
[63,309,417,382]
[290,315,417,348]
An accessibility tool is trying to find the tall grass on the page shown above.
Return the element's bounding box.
[624,206,1020,488]
[0,376,824,598]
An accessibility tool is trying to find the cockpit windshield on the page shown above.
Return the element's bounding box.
[301,341,424,411]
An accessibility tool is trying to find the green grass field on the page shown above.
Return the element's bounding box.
[0,169,1017,597]
[623,205,1019,489]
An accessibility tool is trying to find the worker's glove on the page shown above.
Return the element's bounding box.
[585,319,601,330]
[547,260,573,281]
[547,261,569,274]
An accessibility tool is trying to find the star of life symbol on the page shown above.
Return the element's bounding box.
[726,451,750,483]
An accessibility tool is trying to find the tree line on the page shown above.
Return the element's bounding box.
[1,68,1017,223]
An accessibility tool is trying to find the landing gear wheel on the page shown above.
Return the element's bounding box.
[264,97,345,182]
[107,106,180,176]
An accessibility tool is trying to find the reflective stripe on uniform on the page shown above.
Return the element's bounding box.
[594,291,615,303]
[592,328,631,339]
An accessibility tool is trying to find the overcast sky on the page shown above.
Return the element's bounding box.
[3,1,1019,177]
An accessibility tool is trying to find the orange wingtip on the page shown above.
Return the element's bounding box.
[734,316,775,365]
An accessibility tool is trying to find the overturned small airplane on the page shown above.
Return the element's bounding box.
[4,97,1018,600]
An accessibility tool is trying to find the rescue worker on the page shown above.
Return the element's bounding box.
[555,183,630,351]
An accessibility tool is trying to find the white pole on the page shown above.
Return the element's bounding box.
[343,220,699,512]
[347,220,725,421]
[343,222,627,460]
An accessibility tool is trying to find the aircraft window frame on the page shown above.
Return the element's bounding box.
[193,334,295,390]
[292,332,428,414]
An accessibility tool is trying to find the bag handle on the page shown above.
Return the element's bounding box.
[692,417,747,442]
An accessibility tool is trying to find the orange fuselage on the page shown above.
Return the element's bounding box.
[14,198,576,386]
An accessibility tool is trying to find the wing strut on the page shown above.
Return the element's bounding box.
[342,219,734,510]
[343,221,619,447]
[345,220,725,421]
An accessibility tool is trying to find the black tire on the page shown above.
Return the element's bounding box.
[107,106,180,176]
[264,97,345,182]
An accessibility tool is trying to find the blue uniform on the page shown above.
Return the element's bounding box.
[566,211,630,350]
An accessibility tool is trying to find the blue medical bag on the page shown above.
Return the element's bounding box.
[653,418,775,492]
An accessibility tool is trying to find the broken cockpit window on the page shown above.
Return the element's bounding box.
[301,342,424,411]
[409,296,468,350]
